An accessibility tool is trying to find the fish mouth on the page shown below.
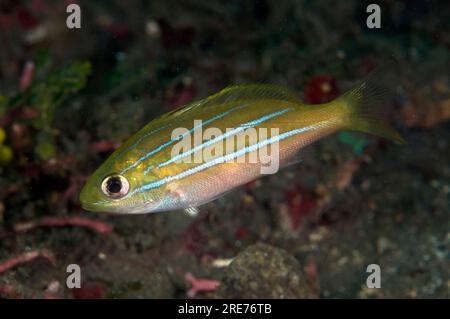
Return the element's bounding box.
[81,201,124,214]
[79,182,111,213]
[80,200,106,213]
[80,198,151,214]
[79,190,111,213]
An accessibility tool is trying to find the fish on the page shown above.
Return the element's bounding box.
[79,68,405,214]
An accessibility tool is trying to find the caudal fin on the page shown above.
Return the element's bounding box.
[338,65,406,144]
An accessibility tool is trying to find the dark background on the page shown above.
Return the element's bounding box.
[0,0,448,298]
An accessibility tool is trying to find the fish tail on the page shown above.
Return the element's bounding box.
[336,66,406,144]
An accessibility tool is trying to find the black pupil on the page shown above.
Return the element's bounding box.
[107,177,122,194]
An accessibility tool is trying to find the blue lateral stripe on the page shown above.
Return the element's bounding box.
[120,105,246,174]
[129,123,325,196]
[143,165,154,175]
[106,124,171,171]
[157,108,292,169]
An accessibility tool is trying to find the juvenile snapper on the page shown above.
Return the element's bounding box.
[80,70,405,214]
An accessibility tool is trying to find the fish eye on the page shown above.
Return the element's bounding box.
[101,175,129,199]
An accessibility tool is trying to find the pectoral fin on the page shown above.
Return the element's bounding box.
[184,207,199,217]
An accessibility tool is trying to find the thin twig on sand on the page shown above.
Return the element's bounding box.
[13,216,113,234]
[0,249,55,275]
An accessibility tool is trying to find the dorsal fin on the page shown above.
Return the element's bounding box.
[158,84,301,121]
[204,84,301,105]
[142,84,301,132]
